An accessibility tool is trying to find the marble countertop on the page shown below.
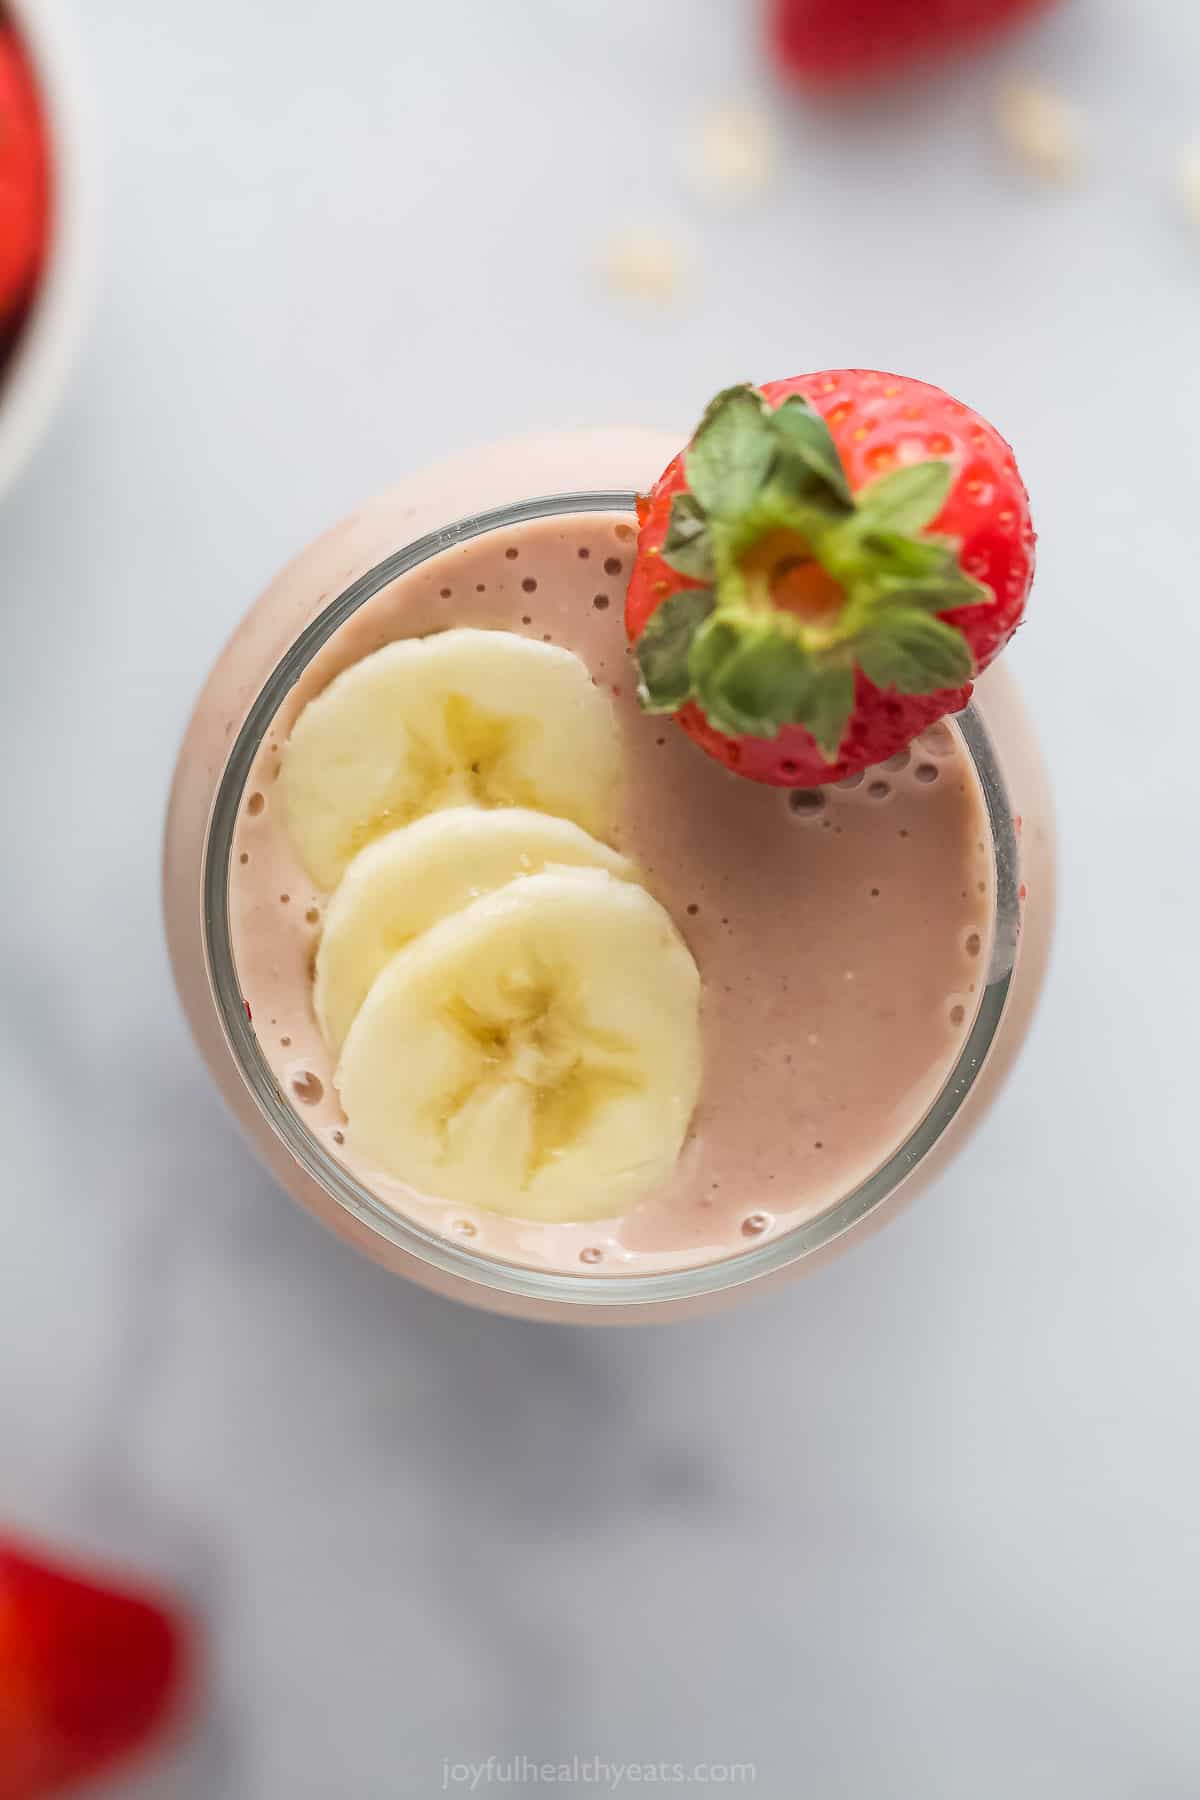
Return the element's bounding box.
[2,1,1198,1794]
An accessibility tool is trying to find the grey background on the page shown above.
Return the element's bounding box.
[2,0,1198,1794]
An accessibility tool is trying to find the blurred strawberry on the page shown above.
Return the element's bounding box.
[0,22,50,323]
[0,1538,194,1798]
[768,0,1056,87]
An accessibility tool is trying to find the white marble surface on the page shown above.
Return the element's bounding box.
[2,0,1199,1794]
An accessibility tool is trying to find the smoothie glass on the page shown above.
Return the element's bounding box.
[164,432,1053,1323]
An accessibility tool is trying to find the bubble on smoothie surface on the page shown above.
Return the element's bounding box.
[949,1003,966,1027]
[247,791,265,816]
[788,789,825,817]
[579,1246,604,1265]
[965,931,982,958]
[920,722,955,758]
[741,1212,771,1238]
[868,780,891,801]
[292,1070,324,1106]
[593,594,610,610]
[914,763,939,784]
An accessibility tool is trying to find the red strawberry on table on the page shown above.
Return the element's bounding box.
[768,0,1055,87]
[0,22,50,325]
[625,372,1034,788]
[0,1537,194,1797]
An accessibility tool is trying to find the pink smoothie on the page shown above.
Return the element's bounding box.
[227,508,995,1278]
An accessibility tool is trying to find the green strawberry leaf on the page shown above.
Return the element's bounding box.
[855,610,974,694]
[866,538,989,613]
[635,587,716,713]
[872,565,990,613]
[687,611,855,756]
[855,460,954,534]
[828,525,990,613]
[689,613,813,740]
[799,665,856,759]
[685,387,777,519]
[660,491,715,581]
[857,529,960,576]
[687,627,757,737]
[770,395,854,508]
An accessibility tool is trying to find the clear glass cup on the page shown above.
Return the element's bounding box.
[164,432,1054,1324]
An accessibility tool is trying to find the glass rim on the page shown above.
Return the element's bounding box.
[202,489,1020,1309]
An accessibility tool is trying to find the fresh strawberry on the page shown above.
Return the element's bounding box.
[0,23,50,325]
[625,372,1034,787]
[0,1537,194,1797]
[768,0,1055,87]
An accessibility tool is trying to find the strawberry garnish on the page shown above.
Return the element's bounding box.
[0,1538,194,1797]
[625,372,1034,788]
[767,0,1056,88]
[0,23,49,328]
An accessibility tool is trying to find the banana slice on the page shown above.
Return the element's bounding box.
[335,868,702,1222]
[280,629,621,889]
[314,807,633,1054]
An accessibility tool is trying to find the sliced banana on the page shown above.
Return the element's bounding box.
[280,628,621,889]
[335,868,702,1222]
[314,807,633,1054]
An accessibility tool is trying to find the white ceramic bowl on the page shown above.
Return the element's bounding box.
[0,0,95,499]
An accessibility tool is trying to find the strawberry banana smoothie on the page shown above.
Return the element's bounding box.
[165,381,1052,1320]
[228,509,994,1277]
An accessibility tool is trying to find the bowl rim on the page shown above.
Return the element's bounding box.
[0,0,98,499]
